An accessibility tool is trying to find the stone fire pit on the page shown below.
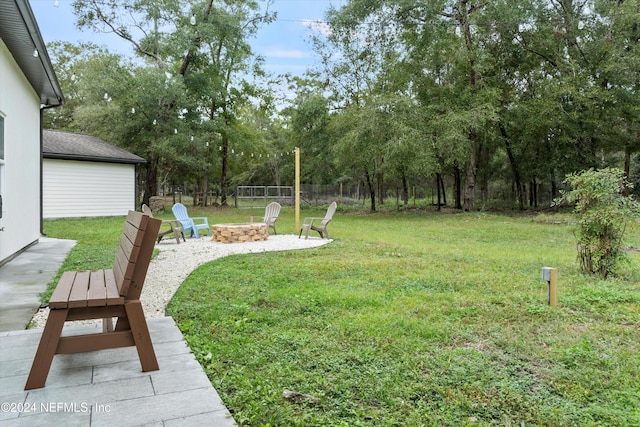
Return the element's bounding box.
[211,222,269,244]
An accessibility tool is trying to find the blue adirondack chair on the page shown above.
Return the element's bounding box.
[171,203,210,238]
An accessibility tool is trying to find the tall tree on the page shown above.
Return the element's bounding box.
[71,0,274,205]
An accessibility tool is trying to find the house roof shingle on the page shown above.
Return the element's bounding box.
[43,129,146,165]
[0,0,64,107]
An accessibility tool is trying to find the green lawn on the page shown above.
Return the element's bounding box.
[43,206,640,426]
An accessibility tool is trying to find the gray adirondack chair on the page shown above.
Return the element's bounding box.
[251,202,282,234]
[299,201,337,239]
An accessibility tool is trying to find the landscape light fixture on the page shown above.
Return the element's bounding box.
[541,267,558,307]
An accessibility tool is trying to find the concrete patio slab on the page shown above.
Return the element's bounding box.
[0,237,76,332]
[0,317,236,426]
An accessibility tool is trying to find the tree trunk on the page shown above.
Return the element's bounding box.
[436,173,442,211]
[460,1,480,212]
[377,170,384,205]
[402,172,409,206]
[376,156,384,205]
[454,161,462,210]
[528,181,533,207]
[220,133,229,206]
[365,169,376,212]
[439,174,447,206]
[463,130,478,211]
[499,122,525,209]
[623,143,631,196]
[142,153,159,207]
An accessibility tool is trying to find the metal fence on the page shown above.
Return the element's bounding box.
[235,186,294,209]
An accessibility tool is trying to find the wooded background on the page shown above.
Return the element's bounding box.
[43,0,639,211]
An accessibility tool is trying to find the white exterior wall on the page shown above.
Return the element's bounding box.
[43,159,136,219]
[0,40,42,263]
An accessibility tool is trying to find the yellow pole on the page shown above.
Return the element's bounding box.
[549,268,558,307]
[295,147,300,232]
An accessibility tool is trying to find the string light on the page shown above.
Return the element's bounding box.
[33,49,39,58]
[54,0,59,7]
[131,107,135,113]
[190,14,196,25]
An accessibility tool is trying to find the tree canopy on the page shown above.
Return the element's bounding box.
[45,0,639,210]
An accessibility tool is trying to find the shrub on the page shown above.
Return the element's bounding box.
[556,167,640,278]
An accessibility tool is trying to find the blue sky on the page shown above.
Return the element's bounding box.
[29,0,345,78]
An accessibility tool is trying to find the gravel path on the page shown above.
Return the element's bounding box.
[30,235,332,328]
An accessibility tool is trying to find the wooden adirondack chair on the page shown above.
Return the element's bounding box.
[299,201,337,239]
[25,211,162,390]
[142,204,185,244]
[171,202,210,238]
[250,202,281,234]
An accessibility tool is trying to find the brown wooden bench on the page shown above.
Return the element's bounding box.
[24,210,162,390]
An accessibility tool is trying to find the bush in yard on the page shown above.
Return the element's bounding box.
[556,167,640,278]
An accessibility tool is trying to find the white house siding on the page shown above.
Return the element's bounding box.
[0,39,42,263]
[43,159,136,219]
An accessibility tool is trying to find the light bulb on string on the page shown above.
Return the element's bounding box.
[190,14,196,25]
[174,129,178,134]
[54,0,60,7]
[131,107,135,114]
[33,49,39,58]
[153,119,157,125]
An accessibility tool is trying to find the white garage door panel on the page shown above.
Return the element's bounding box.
[44,160,137,219]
